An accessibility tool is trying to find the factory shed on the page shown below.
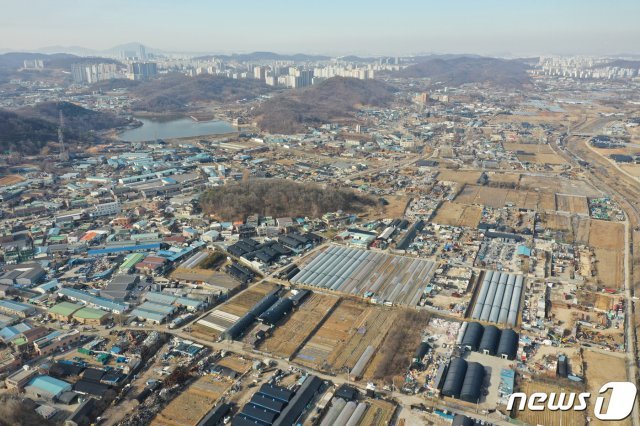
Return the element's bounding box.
[460,362,485,403]
[240,403,278,424]
[273,375,322,426]
[232,415,265,426]
[497,329,519,360]
[478,325,500,355]
[441,358,468,399]
[258,298,294,325]
[74,379,109,397]
[258,383,293,404]
[250,393,286,413]
[452,414,475,426]
[198,403,232,426]
[26,375,72,400]
[461,322,483,351]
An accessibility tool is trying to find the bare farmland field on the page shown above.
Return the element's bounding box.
[260,293,339,359]
[594,248,624,289]
[152,375,232,426]
[431,202,483,228]
[556,194,589,215]
[583,350,631,426]
[588,219,624,251]
[359,398,397,426]
[363,309,431,383]
[513,380,586,426]
[293,300,393,373]
[454,184,556,211]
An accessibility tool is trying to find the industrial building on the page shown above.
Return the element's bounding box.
[471,270,524,326]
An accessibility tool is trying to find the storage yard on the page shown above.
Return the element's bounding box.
[291,246,436,306]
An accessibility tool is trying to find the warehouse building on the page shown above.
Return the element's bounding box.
[460,322,519,360]
[73,306,110,325]
[497,329,519,360]
[48,302,83,322]
[258,298,294,325]
[478,325,500,356]
[0,299,36,317]
[25,375,72,401]
[441,358,468,399]
[273,375,322,426]
[460,322,483,351]
[460,362,485,403]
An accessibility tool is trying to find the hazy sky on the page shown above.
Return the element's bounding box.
[2,0,639,56]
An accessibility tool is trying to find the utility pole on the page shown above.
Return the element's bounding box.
[58,109,70,162]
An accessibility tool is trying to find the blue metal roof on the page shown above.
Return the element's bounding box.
[28,375,72,396]
[88,243,161,256]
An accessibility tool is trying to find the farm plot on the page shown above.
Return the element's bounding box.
[152,375,232,426]
[594,248,624,289]
[513,380,586,426]
[556,194,589,215]
[260,293,339,359]
[294,300,393,373]
[431,202,482,228]
[359,398,397,426]
[291,246,436,307]
[588,219,624,251]
[520,175,601,197]
[363,309,431,383]
[453,184,555,211]
[541,212,572,231]
[436,169,482,184]
[195,282,278,334]
[583,350,631,426]
[503,142,566,165]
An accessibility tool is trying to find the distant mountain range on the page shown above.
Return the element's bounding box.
[398,56,532,88]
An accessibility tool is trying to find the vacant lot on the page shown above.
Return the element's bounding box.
[363,309,431,383]
[260,293,339,359]
[454,184,555,210]
[153,375,232,426]
[583,350,631,426]
[431,202,482,228]
[513,380,586,426]
[588,220,624,251]
[520,175,600,197]
[594,248,624,289]
[504,142,567,165]
[437,169,482,184]
[556,194,589,215]
[541,212,572,232]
